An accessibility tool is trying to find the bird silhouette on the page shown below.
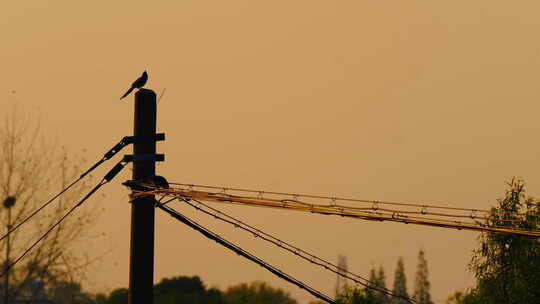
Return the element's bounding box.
[120,71,148,99]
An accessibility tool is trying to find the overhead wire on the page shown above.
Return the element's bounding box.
[134,184,540,237]
[178,197,414,303]
[157,202,336,304]
[0,177,82,244]
[178,183,539,228]
[0,137,131,243]
[168,182,538,220]
[0,160,127,278]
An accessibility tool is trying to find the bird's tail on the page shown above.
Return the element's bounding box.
[120,87,134,99]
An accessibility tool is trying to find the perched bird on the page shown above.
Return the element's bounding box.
[121,175,169,191]
[150,175,170,189]
[120,71,148,99]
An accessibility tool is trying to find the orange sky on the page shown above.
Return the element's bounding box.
[2,2,540,303]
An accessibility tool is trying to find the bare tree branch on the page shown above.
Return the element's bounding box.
[0,106,102,300]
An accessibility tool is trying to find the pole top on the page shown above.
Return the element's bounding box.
[135,88,156,98]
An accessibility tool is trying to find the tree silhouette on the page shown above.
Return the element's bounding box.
[103,276,224,304]
[0,106,98,302]
[153,276,224,304]
[468,178,540,303]
[392,257,408,304]
[223,281,297,304]
[413,250,432,304]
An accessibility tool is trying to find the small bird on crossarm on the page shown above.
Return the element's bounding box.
[120,71,148,99]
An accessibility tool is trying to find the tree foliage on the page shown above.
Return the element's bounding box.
[101,288,128,304]
[373,267,388,303]
[154,276,224,304]
[413,250,432,304]
[335,286,373,304]
[467,178,540,303]
[392,257,408,304]
[446,289,483,304]
[102,276,224,304]
[48,280,96,304]
[100,277,298,304]
[223,281,297,304]
[336,265,390,304]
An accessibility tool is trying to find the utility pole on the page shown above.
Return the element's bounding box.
[129,89,157,304]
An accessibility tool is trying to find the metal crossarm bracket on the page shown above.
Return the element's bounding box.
[123,154,165,162]
[123,133,165,144]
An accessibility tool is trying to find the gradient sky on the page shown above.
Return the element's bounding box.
[2,2,540,303]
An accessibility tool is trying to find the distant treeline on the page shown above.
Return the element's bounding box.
[55,277,298,304]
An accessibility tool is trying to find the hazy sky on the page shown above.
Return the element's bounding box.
[2,2,540,303]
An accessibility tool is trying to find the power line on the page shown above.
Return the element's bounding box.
[133,184,540,237]
[0,177,82,244]
[169,183,486,213]
[178,198,415,303]
[168,182,537,220]
[0,137,132,243]
[157,203,337,304]
[0,160,126,278]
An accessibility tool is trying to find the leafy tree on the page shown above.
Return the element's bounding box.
[105,288,128,304]
[335,261,414,304]
[467,178,540,303]
[374,267,388,303]
[48,280,95,304]
[392,257,408,304]
[335,254,349,298]
[223,281,297,304]
[337,266,387,304]
[153,276,224,304]
[446,289,483,304]
[335,286,373,304]
[101,277,299,304]
[413,250,432,304]
[368,268,377,288]
[94,293,108,304]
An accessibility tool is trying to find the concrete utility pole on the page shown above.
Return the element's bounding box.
[129,89,157,304]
